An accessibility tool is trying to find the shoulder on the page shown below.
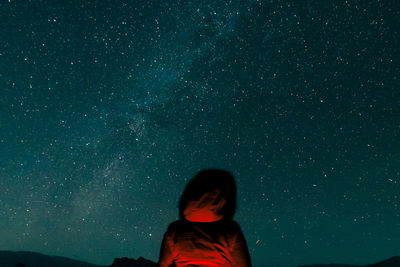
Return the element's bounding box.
[167,219,186,229]
[222,220,242,232]
[165,219,188,234]
[230,220,241,229]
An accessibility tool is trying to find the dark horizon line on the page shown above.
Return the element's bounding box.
[1,250,399,267]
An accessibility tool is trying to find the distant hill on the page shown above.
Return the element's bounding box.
[107,256,156,267]
[365,256,400,267]
[297,264,363,267]
[0,251,398,267]
[297,257,400,267]
[0,251,157,267]
[0,251,102,267]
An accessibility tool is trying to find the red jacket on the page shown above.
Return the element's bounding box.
[158,170,251,267]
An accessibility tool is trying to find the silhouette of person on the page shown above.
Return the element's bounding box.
[158,169,251,267]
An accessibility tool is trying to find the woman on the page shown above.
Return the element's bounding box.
[158,169,251,267]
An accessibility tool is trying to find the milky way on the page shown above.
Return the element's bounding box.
[0,1,399,266]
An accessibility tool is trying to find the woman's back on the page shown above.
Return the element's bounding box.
[159,219,250,267]
[158,169,251,267]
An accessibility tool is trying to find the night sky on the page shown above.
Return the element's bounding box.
[0,1,399,266]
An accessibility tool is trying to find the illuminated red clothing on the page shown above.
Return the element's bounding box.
[158,170,251,267]
[158,219,251,267]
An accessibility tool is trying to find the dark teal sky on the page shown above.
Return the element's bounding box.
[0,1,399,266]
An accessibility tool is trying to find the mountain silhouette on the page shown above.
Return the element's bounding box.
[107,256,156,267]
[298,264,363,267]
[298,257,400,267]
[0,251,102,267]
[0,251,157,267]
[0,251,398,267]
[365,256,400,267]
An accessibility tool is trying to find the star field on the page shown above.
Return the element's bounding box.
[0,1,399,266]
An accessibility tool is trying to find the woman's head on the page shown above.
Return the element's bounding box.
[179,169,237,222]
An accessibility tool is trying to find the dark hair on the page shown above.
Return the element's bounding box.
[179,169,237,221]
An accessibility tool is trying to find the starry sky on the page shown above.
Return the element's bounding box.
[0,1,399,266]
